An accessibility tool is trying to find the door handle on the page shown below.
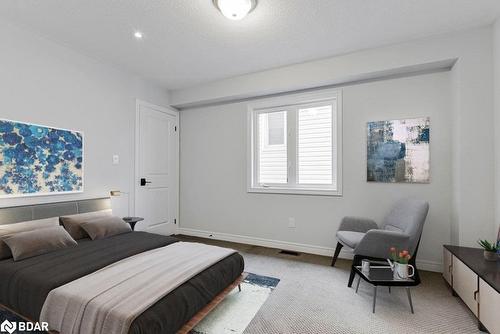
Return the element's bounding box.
[140,178,152,186]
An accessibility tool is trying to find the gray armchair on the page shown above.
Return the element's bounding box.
[331,199,429,285]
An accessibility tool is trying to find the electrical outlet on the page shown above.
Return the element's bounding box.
[112,155,120,165]
[288,217,296,228]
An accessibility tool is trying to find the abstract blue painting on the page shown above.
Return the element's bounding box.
[367,117,430,183]
[0,119,83,197]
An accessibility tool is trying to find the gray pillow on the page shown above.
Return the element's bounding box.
[80,216,132,240]
[60,209,112,240]
[3,226,77,261]
[0,217,60,260]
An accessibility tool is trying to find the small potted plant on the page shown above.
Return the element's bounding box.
[389,247,415,280]
[477,239,499,262]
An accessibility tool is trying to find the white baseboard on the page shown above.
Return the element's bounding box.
[177,227,442,272]
[177,227,335,256]
[415,259,442,273]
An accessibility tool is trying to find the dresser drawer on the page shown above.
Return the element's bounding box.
[479,278,500,334]
[443,248,453,285]
[452,257,478,316]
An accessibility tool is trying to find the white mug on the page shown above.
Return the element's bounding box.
[361,260,370,274]
[393,262,415,280]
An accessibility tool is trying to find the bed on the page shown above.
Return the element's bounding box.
[0,198,244,334]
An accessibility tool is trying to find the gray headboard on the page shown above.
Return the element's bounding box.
[0,198,111,225]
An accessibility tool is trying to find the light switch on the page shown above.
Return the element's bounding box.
[112,155,120,165]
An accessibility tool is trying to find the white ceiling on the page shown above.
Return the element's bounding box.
[1,0,500,90]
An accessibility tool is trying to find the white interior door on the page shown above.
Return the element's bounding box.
[135,100,178,235]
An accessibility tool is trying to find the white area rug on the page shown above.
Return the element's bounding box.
[191,273,279,334]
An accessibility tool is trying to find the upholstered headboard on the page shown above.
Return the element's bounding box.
[0,198,111,225]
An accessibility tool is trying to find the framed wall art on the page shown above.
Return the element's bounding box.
[367,117,430,183]
[0,119,83,197]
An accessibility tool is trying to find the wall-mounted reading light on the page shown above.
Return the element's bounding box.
[110,190,130,217]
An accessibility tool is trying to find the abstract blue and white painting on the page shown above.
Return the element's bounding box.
[367,117,430,183]
[0,119,83,197]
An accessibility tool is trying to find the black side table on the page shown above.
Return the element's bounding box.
[122,217,144,231]
[353,264,419,313]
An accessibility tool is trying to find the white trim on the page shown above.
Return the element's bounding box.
[135,99,179,118]
[134,99,179,234]
[247,187,342,196]
[177,227,442,272]
[246,88,343,196]
[178,227,334,256]
[415,259,443,273]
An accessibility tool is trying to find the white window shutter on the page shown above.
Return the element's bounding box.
[297,105,334,186]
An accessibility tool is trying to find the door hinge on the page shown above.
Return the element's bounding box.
[174,219,177,225]
[174,126,177,132]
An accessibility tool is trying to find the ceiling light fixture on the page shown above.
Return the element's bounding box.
[213,0,257,21]
[134,31,143,39]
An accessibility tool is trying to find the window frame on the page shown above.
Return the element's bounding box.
[247,89,343,196]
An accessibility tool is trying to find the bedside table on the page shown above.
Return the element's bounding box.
[122,217,144,231]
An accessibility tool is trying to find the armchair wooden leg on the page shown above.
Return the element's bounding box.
[331,242,343,267]
[348,266,356,287]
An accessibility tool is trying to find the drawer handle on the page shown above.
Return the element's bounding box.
[473,290,479,301]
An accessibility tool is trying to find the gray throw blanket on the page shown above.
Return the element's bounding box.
[39,242,236,334]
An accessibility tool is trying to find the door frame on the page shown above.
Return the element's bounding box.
[134,99,179,234]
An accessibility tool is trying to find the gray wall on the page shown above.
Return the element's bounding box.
[0,21,169,216]
[176,26,496,271]
[180,72,451,269]
[495,19,500,236]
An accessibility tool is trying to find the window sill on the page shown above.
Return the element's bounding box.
[247,187,342,197]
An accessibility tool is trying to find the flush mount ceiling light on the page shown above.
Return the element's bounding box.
[213,0,257,21]
[134,31,143,39]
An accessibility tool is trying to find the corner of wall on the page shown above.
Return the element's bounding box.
[451,25,495,247]
[449,59,461,246]
[494,18,500,236]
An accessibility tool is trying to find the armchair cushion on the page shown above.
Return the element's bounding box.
[382,199,429,254]
[354,229,410,259]
[338,216,378,233]
[336,231,365,249]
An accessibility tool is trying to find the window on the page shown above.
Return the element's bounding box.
[265,111,285,146]
[248,89,342,196]
[258,111,287,184]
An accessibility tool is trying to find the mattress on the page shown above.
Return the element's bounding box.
[0,232,244,334]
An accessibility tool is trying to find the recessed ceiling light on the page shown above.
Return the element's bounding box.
[134,31,143,39]
[213,0,257,21]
